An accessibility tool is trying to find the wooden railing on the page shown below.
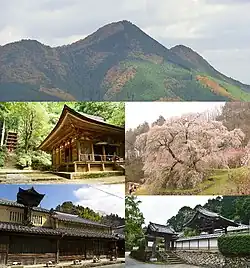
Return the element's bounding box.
[79,154,123,162]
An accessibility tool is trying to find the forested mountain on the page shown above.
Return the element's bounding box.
[1,20,250,101]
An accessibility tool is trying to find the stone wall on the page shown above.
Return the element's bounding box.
[175,250,250,268]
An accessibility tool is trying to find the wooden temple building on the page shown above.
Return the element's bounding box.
[0,187,123,265]
[183,207,239,234]
[39,105,125,173]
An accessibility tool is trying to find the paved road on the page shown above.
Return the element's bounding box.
[125,253,200,268]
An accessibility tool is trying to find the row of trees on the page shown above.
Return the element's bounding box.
[126,102,250,193]
[55,201,125,227]
[0,102,125,169]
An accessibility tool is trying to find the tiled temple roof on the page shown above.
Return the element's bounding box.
[0,222,116,239]
[148,222,176,234]
[184,207,239,228]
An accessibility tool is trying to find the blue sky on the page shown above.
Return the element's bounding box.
[0,184,80,209]
[0,184,125,216]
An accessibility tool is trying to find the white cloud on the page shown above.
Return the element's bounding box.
[125,102,224,130]
[73,184,125,217]
[138,195,217,226]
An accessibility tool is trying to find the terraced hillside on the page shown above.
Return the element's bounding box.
[0,20,249,101]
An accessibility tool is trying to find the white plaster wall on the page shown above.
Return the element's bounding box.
[199,239,209,249]
[190,240,198,249]
[210,238,218,248]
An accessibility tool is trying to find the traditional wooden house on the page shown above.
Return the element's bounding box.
[39,105,125,173]
[0,187,121,265]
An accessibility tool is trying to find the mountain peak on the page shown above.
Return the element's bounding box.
[170,45,200,56]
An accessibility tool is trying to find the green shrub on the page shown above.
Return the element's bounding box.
[16,152,32,168]
[31,150,52,170]
[0,150,5,167]
[218,234,250,256]
[16,150,52,170]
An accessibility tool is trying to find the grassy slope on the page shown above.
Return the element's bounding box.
[135,167,247,195]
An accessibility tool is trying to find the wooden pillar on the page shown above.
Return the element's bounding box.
[91,143,95,161]
[198,239,199,249]
[56,239,60,263]
[208,238,210,250]
[102,163,105,171]
[77,140,81,161]
[102,145,106,161]
[84,240,87,259]
[5,235,10,265]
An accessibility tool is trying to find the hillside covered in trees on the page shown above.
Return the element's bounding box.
[126,102,250,195]
[55,201,125,227]
[0,102,124,170]
[1,21,250,102]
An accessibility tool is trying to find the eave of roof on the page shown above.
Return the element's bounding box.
[0,222,116,239]
[0,199,49,213]
[148,222,176,235]
[38,105,124,151]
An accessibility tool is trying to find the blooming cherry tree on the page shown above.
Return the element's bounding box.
[135,114,245,191]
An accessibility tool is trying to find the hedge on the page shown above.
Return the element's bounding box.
[130,249,151,262]
[218,234,250,256]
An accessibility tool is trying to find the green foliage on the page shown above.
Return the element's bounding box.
[31,150,52,170]
[110,61,230,101]
[125,195,145,250]
[167,206,194,232]
[183,227,200,237]
[16,151,32,168]
[0,147,7,167]
[218,234,250,256]
[15,150,51,170]
[75,102,125,127]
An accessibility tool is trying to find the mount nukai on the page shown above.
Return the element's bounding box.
[1,20,250,101]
